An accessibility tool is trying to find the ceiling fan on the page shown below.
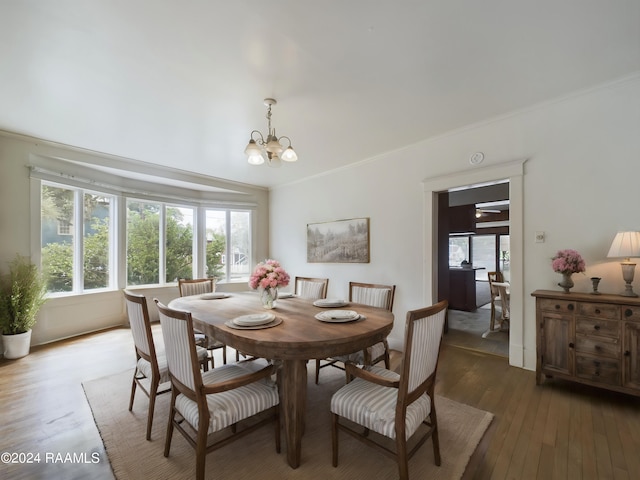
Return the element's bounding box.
[475,208,501,218]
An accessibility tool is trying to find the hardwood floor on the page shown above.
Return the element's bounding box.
[1,326,638,479]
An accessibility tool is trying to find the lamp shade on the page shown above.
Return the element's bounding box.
[607,231,640,259]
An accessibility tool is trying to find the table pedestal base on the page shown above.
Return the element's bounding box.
[280,359,307,468]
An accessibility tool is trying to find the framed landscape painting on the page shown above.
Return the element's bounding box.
[307,218,370,263]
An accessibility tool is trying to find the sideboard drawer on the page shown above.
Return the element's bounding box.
[576,355,621,386]
[538,298,575,313]
[577,302,620,320]
[575,334,620,358]
[576,317,620,338]
[622,306,640,322]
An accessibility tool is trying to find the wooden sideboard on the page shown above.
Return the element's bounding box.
[532,290,640,397]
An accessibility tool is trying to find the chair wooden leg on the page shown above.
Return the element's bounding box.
[146,379,159,441]
[396,434,409,480]
[431,407,441,466]
[331,413,339,467]
[315,359,321,384]
[274,406,281,453]
[164,392,177,458]
[195,418,209,480]
[128,375,137,411]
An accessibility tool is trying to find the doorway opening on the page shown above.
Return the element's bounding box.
[422,159,526,368]
[441,183,510,357]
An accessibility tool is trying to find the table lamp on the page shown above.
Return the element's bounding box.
[607,231,640,297]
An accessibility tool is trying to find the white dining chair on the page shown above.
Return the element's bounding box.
[330,300,448,480]
[154,299,280,480]
[315,282,395,384]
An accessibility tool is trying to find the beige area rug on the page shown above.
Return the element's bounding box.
[83,365,493,480]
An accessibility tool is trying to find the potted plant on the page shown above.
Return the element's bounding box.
[0,255,48,359]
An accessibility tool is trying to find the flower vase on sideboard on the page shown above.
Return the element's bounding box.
[558,273,574,293]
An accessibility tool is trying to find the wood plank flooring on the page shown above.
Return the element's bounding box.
[1,326,638,479]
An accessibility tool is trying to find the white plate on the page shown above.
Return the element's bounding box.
[200,293,230,300]
[233,313,276,326]
[314,310,360,322]
[313,299,348,308]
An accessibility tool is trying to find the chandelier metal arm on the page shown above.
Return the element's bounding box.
[249,130,266,146]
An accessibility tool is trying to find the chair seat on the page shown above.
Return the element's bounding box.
[175,364,279,435]
[330,365,431,440]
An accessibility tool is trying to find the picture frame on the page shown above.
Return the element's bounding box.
[307,217,370,263]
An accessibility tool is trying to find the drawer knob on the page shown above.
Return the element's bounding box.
[568,304,574,311]
[625,309,633,317]
[625,350,631,356]
[594,325,601,330]
[595,309,601,314]
[555,304,560,310]
[569,342,575,348]
[595,345,602,351]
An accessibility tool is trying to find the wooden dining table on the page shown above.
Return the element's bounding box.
[168,291,394,469]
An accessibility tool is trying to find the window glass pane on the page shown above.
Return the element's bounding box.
[449,237,469,267]
[166,206,194,282]
[229,211,251,281]
[84,193,112,290]
[205,210,226,280]
[472,235,496,281]
[41,184,74,293]
[127,201,160,285]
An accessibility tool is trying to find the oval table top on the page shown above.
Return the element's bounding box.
[168,291,395,360]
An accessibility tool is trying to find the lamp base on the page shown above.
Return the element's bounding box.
[619,262,638,297]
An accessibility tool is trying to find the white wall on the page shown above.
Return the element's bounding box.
[269,75,640,370]
[0,134,270,348]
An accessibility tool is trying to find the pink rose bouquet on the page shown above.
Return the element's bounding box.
[248,259,290,290]
[551,249,586,275]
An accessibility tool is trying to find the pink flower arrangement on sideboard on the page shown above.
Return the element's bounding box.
[248,259,290,290]
[551,249,586,275]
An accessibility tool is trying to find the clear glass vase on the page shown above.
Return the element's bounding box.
[260,287,278,309]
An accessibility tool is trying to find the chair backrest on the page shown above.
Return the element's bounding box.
[487,271,504,299]
[123,290,157,363]
[178,278,215,297]
[399,300,448,401]
[295,277,328,300]
[154,300,203,397]
[494,282,510,319]
[349,282,396,312]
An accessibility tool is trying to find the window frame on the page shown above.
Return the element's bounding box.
[35,176,256,296]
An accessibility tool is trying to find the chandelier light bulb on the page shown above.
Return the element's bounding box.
[281,146,298,162]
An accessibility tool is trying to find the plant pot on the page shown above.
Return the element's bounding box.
[2,330,32,359]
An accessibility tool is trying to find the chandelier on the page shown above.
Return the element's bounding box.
[244,98,298,167]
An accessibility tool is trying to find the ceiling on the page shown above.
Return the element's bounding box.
[1,1,639,189]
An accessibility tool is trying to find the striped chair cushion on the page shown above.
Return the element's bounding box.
[180,281,214,296]
[330,365,431,440]
[175,364,279,434]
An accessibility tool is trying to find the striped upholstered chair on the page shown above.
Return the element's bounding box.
[315,282,395,384]
[178,278,228,367]
[330,300,448,480]
[123,290,209,441]
[294,276,329,299]
[154,300,280,480]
